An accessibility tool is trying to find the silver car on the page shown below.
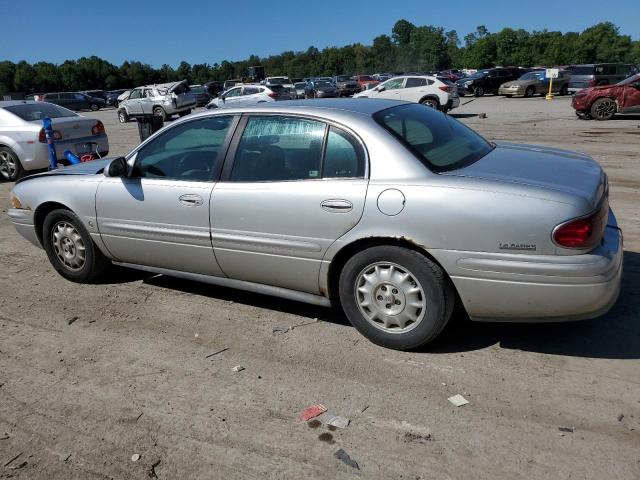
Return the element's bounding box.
[7,99,622,350]
[117,81,196,123]
[0,101,109,181]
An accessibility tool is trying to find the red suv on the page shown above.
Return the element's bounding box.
[572,73,640,120]
[353,75,380,91]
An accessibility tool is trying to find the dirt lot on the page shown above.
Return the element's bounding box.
[1,97,639,479]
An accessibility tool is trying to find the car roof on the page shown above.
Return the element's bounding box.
[200,98,409,118]
[0,100,41,107]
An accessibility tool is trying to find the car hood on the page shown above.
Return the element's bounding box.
[442,142,604,206]
[15,159,112,184]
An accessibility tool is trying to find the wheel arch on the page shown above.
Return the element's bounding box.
[33,201,73,246]
[419,95,440,106]
[325,236,459,305]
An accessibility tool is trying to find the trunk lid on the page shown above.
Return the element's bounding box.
[443,142,605,208]
[45,116,101,140]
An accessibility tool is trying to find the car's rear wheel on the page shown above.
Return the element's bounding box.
[90,103,100,111]
[0,147,25,182]
[339,246,454,350]
[524,86,535,98]
[420,98,439,109]
[473,86,484,97]
[118,110,129,123]
[559,84,569,96]
[153,107,167,121]
[42,209,110,283]
[505,94,513,98]
[590,98,616,121]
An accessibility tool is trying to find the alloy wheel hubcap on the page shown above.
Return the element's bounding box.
[355,262,426,333]
[0,151,16,179]
[52,221,86,271]
[595,101,615,118]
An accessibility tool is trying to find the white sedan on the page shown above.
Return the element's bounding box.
[0,101,109,181]
[354,75,460,112]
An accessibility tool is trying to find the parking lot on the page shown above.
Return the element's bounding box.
[1,96,639,479]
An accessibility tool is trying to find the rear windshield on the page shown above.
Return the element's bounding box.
[294,82,306,88]
[436,77,455,85]
[336,76,352,82]
[269,85,286,92]
[374,104,493,172]
[191,86,205,93]
[4,103,77,121]
[268,77,290,84]
[572,66,594,75]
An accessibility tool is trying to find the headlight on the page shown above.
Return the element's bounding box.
[10,192,24,209]
[464,81,473,86]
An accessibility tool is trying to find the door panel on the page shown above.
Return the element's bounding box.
[621,85,640,113]
[210,180,367,293]
[96,177,222,275]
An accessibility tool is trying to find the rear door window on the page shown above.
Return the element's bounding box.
[573,66,595,75]
[242,86,260,95]
[230,116,326,182]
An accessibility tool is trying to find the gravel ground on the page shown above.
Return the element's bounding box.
[0,96,639,479]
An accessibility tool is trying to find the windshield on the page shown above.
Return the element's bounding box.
[469,70,489,78]
[374,104,493,172]
[519,72,542,81]
[572,66,594,75]
[191,86,205,93]
[617,74,640,86]
[4,103,77,121]
[336,76,352,82]
[294,82,306,89]
[315,81,332,87]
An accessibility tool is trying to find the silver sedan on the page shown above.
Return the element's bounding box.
[0,101,109,181]
[7,99,623,350]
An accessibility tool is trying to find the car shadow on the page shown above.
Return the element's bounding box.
[115,251,638,360]
[142,274,349,326]
[611,114,640,121]
[425,250,640,360]
[449,113,478,119]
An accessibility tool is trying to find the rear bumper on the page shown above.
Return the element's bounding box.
[433,210,623,322]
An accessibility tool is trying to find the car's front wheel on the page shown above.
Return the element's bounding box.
[90,103,100,111]
[0,147,25,182]
[590,98,616,121]
[339,246,454,350]
[118,110,129,123]
[42,209,110,283]
[473,86,484,97]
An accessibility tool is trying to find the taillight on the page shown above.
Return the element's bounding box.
[439,85,452,92]
[92,120,105,136]
[38,128,62,142]
[267,92,279,98]
[553,210,605,249]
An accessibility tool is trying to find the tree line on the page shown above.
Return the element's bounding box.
[1,20,638,94]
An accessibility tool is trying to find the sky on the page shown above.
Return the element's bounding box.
[3,0,639,67]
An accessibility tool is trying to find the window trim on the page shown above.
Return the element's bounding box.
[219,113,369,183]
[126,114,241,183]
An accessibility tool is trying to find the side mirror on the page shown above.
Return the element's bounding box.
[634,82,640,89]
[105,157,128,177]
[377,86,385,92]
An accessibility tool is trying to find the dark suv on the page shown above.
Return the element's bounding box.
[456,68,528,96]
[568,63,637,94]
[41,92,106,111]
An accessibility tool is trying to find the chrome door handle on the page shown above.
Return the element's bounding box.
[179,194,203,206]
[321,199,353,213]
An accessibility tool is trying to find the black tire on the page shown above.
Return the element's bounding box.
[90,103,100,111]
[505,94,513,98]
[0,146,26,182]
[590,98,616,121]
[179,109,191,117]
[338,246,454,350]
[473,86,484,97]
[153,107,167,121]
[420,97,439,109]
[559,84,569,96]
[118,110,129,123]
[524,86,535,98]
[42,209,110,283]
